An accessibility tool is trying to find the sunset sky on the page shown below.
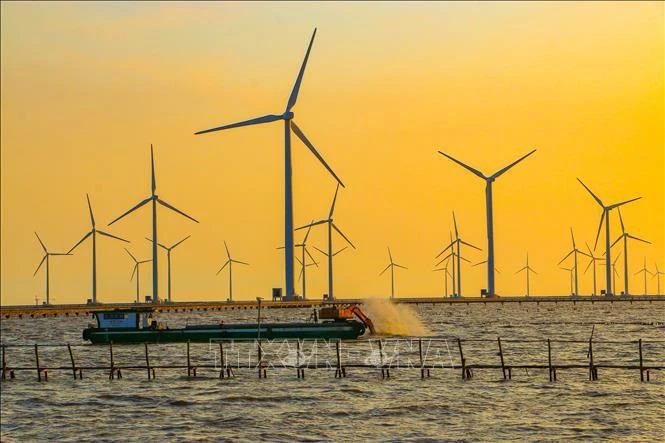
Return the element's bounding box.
[1,1,663,305]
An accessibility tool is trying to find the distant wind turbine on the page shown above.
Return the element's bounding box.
[33,232,71,305]
[68,193,129,303]
[653,263,664,296]
[583,242,604,296]
[195,29,344,300]
[109,145,198,302]
[515,253,537,297]
[297,184,355,300]
[145,235,190,303]
[438,149,536,296]
[379,247,407,299]
[435,232,472,297]
[634,257,652,296]
[610,208,650,296]
[560,266,575,296]
[433,257,453,297]
[278,220,318,299]
[126,248,151,303]
[611,254,621,296]
[435,212,480,297]
[217,241,249,302]
[577,178,641,296]
[558,228,590,296]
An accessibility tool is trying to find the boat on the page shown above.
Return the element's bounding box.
[82,305,375,344]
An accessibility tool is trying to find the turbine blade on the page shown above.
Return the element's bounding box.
[157,199,199,223]
[618,207,625,234]
[150,144,156,194]
[35,232,47,253]
[97,230,130,243]
[558,249,574,265]
[286,28,317,112]
[435,242,454,259]
[577,178,604,208]
[438,151,486,180]
[109,197,152,226]
[332,223,355,249]
[295,256,303,266]
[627,234,651,245]
[233,260,250,266]
[33,255,47,276]
[530,267,538,275]
[68,231,93,254]
[313,245,328,256]
[171,235,191,250]
[459,240,481,251]
[139,259,152,264]
[394,264,407,270]
[491,149,536,179]
[388,247,393,263]
[86,193,95,227]
[291,121,345,187]
[435,253,453,267]
[610,235,624,249]
[570,227,576,249]
[584,259,593,274]
[195,114,283,135]
[473,260,487,267]
[125,248,138,263]
[145,237,168,250]
[379,264,391,276]
[296,219,328,230]
[515,266,527,274]
[298,266,304,282]
[224,240,231,259]
[303,220,315,243]
[593,211,605,250]
[607,196,642,211]
[216,260,230,275]
[452,211,459,238]
[333,246,347,257]
[459,256,471,263]
[130,264,137,281]
[305,247,318,266]
[328,183,340,218]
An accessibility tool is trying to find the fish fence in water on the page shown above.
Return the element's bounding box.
[1,337,664,383]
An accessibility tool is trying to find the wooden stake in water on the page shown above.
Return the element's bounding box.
[144,343,152,380]
[34,344,41,382]
[67,344,78,380]
[639,338,644,382]
[457,338,467,380]
[497,337,507,380]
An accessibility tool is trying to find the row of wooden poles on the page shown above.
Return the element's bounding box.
[1,338,662,383]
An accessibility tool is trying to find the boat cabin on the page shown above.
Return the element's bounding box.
[91,308,157,330]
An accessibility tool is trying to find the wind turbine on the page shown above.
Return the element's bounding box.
[558,228,590,296]
[109,145,198,302]
[435,213,480,297]
[296,254,319,299]
[577,178,641,296]
[278,220,318,299]
[195,29,344,300]
[653,263,664,296]
[33,232,71,305]
[216,241,249,302]
[634,257,652,296]
[68,194,129,303]
[433,257,453,297]
[379,247,407,299]
[438,149,536,296]
[583,242,604,296]
[610,208,651,296]
[296,184,355,300]
[126,248,151,303]
[145,235,190,303]
[611,254,621,296]
[515,253,537,297]
[560,266,575,296]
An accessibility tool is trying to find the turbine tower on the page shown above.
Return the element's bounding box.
[515,253,537,297]
[433,257,453,297]
[68,194,129,303]
[577,178,641,296]
[435,213,480,297]
[126,249,151,303]
[379,247,407,299]
[296,184,355,300]
[195,29,345,300]
[653,263,664,296]
[33,232,71,305]
[109,145,198,302]
[216,241,249,302]
[145,235,190,303]
[278,221,318,299]
[560,266,575,296]
[583,242,604,296]
[611,254,621,296]
[610,208,650,295]
[558,228,590,296]
[634,257,652,296]
[438,149,536,296]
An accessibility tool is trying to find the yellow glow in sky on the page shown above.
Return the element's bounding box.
[1,1,663,304]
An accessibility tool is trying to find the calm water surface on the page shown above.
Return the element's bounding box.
[1,302,664,441]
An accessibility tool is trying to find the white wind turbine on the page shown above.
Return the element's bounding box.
[435,232,473,297]
[583,242,605,296]
[296,184,355,300]
[68,194,129,303]
[126,248,151,303]
[611,254,621,296]
[435,213,480,297]
[145,235,190,303]
[558,228,590,296]
[33,232,71,305]
[380,247,407,299]
[653,263,664,296]
[577,178,641,296]
[438,149,536,296]
[195,29,344,300]
[109,145,198,302]
[278,221,318,299]
[560,266,575,296]
[610,208,650,296]
[433,257,453,298]
[634,257,652,296]
[217,241,249,302]
[515,253,537,297]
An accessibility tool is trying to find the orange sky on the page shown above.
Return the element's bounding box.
[1,1,663,305]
